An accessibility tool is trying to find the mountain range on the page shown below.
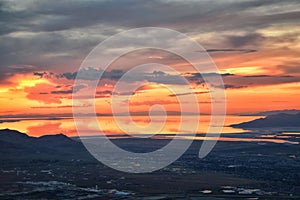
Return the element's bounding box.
[232,112,300,130]
[240,109,300,116]
[0,129,93,161]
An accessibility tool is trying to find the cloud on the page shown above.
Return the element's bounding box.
[50,90,73,94]
[42,68,189,86]
[1,1,297,32]
[188,72,300,89]
[169,91,209,97]
[0,65,38,84]
[34,67,300,92]
[215,84,247,89]
[276,63,300,74]
[96,90,112,95]
[186,72,234,85]
[0,119,20,123]
[33,71,47,78]
[0,0,299,70]
[25,83,62,104]
[205,49,257,53]
[125,99,180,106]
[57,68,125,81]
[227,33,265,48]
[24,80,86,104]
[221,74,300,88]
[31,103,91,109]
[144,73,187,85]
[50,84,85,95]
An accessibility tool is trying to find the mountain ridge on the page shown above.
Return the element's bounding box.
[0,129,93,161]
[231,112,300,130]
[239,109,300,116]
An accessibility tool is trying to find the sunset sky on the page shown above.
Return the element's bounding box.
[0,0,300,129]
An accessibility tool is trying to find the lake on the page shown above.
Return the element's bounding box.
[0,115,298,144]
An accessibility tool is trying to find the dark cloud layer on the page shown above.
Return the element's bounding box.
[227,33,265,48]
[205,49,257,53]
[0,0,300,90]
[33,67,300,91]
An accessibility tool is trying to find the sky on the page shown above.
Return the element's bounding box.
[0,0,300,121]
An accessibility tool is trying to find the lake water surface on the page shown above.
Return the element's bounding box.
[0,115,298,144]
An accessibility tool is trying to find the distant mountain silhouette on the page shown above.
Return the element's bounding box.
[0,129,94,161]
[37,133,76,145]
[232,113,300,130]
[0,128,31,142]
[240,109,300,116]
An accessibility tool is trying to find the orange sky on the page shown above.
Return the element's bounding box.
[1,28,300,117]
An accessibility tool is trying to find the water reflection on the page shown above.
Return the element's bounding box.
[0,115,256,137]
[153,135,299,145]
[0,115,298,144]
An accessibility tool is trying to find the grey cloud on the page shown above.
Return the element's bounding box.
[96,90,112,95]
[96,90,137,97]
[0,65,38,84]
[114,91,136,96]
[1,0,299,34]
[1,0,299,35]
[216,84,247,89]
[60,72,77,80]
[73,84,86,92]
[144,71,187,85]
[59,68,186,85]
[33,66,300,91]
[33,71,47,78]
[187,72,234,81]
[51,90,73,94]
[222,74,300,88]
[169,91,209,97]
[59,68,102,80]
[0,31,95,70]
[0,0,299,76]
[227,33,265,48]
[205,49,257,53]
[189,72,300,89]
[103,70,125,80]
[276,63,300,74]
[60,68,125,81]
[50,84,86,95]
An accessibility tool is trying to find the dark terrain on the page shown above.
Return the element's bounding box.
[232,112,300,130]
[0,129,299,199]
